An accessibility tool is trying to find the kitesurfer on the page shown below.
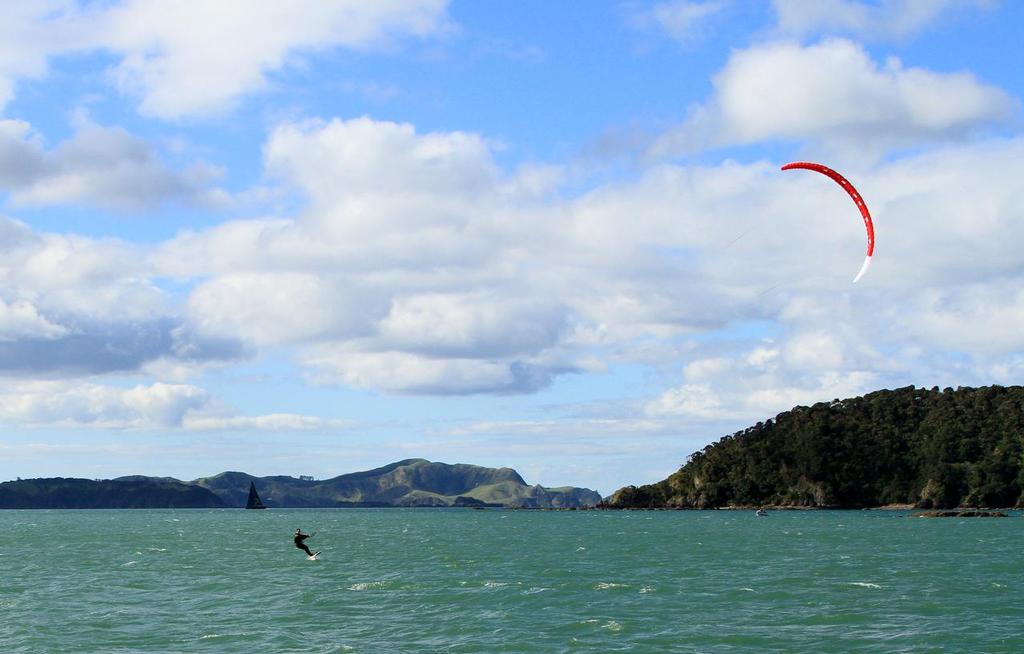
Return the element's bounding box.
[294,528,314,556]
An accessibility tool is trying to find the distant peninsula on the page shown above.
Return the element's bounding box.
[605,385,1024,510]
[0,477,227,509]
[0,459,601,510]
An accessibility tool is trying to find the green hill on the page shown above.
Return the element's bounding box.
[0,460,601,510]
[193,458,598,509]
[606,385,1024,509]
[0,477,227,509]
[194,459,602,508]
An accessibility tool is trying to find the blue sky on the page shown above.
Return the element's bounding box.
[1,1,1022,494]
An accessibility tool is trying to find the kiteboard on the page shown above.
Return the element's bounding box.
[308,551,321,560]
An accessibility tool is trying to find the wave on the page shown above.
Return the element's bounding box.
[595,582,629,590]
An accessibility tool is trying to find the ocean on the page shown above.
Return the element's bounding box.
[1,508,1021,653]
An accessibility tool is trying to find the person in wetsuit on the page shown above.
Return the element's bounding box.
[294,528,314,556]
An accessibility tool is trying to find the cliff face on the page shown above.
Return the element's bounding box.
[0,477,227,509]
[195,459,602,508]
[606,385,1024,510]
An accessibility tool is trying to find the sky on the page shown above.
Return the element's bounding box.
[1,0,1022,495]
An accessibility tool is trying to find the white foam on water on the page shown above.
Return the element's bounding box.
[738,587,755,593]
[639,586,656,593]
[122,560,137,567]
[847,582,881,589]
[348,581,390,591]
[484,581,509,588]
[575,546,586,552]
[602,620,623,632]
[595,582,629,590]
[523,586,549,594]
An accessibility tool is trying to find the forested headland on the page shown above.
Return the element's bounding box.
[0,477,227,509]
[607,385,1024,509]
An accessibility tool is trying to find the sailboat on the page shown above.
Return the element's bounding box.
[245,481,267,509]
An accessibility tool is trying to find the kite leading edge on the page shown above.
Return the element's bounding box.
[781,161,875,283]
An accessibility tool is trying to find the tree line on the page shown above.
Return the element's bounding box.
[607,385,1024,509]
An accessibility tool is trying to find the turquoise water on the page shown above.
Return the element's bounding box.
[1,509,1022,653]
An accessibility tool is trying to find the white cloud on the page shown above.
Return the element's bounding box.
[645,345,881,421]
[0,381,208,428]
[0,1,451,118]
[186,272,380,347]
[102,0,450,118]
[182,414,354,431]
[645,383,725,418]
[0,1,90,109]
[264,116,498,207]
[0,297,68,341]
[0,380,351,430]
[378,293,567,358]
[5,112,1024,408]
[301,348,554,395]
[0,215,159,322]
[631,1,728,44]
[0,215,243,376]
[649,39,1015,159]
[772,0,993,41]
[0,120,228,210]
[153,114,1024,401]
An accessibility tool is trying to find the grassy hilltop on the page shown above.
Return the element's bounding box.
[196,459,602,508]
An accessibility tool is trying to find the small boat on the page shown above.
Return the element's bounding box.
[245,481,267,509]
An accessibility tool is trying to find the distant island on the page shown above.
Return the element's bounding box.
[606,385,1024,510]
[0,459,602,510]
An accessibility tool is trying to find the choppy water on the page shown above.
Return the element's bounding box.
[1,508,1022,653]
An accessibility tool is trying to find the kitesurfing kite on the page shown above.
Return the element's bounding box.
[781,161,875,283]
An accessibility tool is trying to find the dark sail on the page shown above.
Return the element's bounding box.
[245,481,267,509]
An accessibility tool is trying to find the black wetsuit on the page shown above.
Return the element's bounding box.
[294,531,313,555]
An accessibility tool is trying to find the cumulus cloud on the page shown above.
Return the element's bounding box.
[0,297,68,341]
[0,120,227,211]
[6,113,1024,412]
[0,214,160,321]
[0,380,351,430]
[264,116,499,209]
[148,113,1024,405]
[0,0,451,118]
[644,340,882,421]
[300,347,561,395]
[0,381,209,428]
[649,39,1016,159]
[0,215,245,376]
[772,0,993,41]
[0,320,244,377]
